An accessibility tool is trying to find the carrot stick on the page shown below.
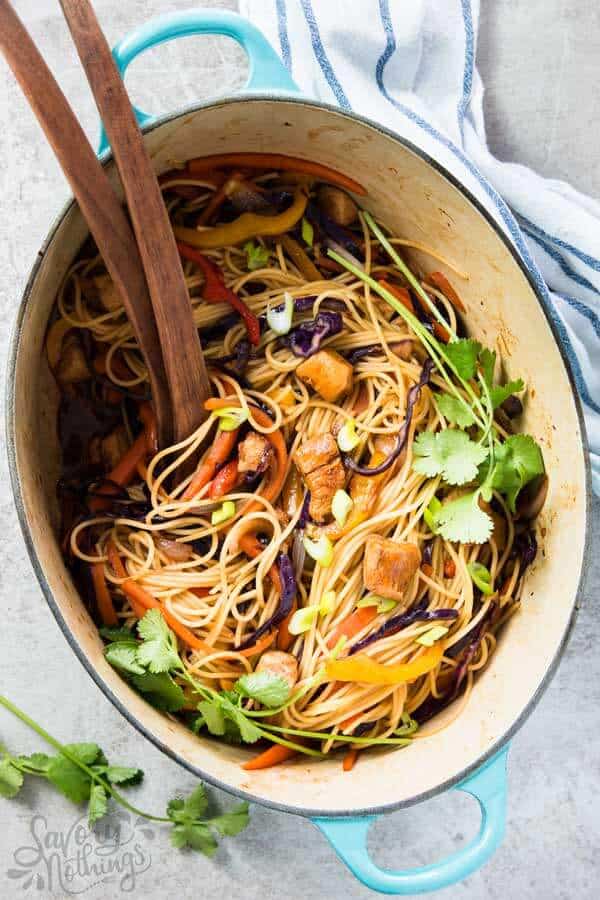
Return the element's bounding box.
[187,153,367,196]
[89,404,156,513]
[428,271,467,313]
[237,631,275,658]
[379,279,415,314]
[277,599,297,651]
[343,748,359,772]
[326,606,378,649]
[182,427,240,501]
[203,399,288,509]
[107,543,210,652]
[91,562,117,626]
[242,743,299,771]
[208,458,239,499]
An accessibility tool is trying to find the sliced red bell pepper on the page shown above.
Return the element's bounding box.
[176,241,261,346]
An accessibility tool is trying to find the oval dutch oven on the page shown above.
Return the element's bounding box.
[6,10,590,895]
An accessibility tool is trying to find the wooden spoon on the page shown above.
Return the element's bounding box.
[0,0,173,447]
[59,0,212,445]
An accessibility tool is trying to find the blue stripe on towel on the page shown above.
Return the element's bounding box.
[555,292,600,339]
[522,227,600,296]
[458,0,474,138]
[376,0,597,418]
[299,0,351,109]
[517,214,600,274]
[276,0,292,70]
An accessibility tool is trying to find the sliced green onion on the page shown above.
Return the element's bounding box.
[211,500,236,526]
[467,561,495,596]
[303,534,334,567]
[319,590,336,616]
[416,624,449,646]
[356,594,396,614]
[214,406,248,432]
[337,418,360,453]
[288,605,319,635]
[301,217,314,247]
[331,488,353,527]
[266,291,294,335]
[244,240,270,271]
[394,712,419,737]
[424,496,442,534]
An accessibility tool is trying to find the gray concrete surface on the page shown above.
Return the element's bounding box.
[0,2,598,898]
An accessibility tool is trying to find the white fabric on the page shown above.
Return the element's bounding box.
[241,0,600,493]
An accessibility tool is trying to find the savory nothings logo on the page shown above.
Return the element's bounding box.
[6,810,153,893]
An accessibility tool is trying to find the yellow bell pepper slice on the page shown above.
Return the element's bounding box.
[325,643,443,685]
[173,188,307,249]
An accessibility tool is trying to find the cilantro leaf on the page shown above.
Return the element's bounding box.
[444,339,482,380]
[413,430,488,485]
[434,492,493,544]
[99,626,136,642]
[167,785,208,822]
[171,822,218,855]
[47,751,95,804]
[98,765,144,787]
[87,784,108,826]
[244,241,270,271]
[130,672,186,712]
[479,347,496,389]
[136,609,181,674]
[104,641,146,675]
[489,378,524,410]
[221,700,263,744]
[491,434,545,511]
[209,802,250,836]
[197,701,226,736]
[234,672,291,708]
[17,752,51,774]
[435,393,476,428]
[0,758,24,798]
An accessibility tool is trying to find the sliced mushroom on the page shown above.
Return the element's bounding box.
[318,185,358,226]
[516,474,548,521]
[55,332,91,383]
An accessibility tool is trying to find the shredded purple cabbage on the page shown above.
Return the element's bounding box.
[346,344,381,365]
[450,602,497,699]
[349,597,458,655]
[515,530,538,573]
[199,312,240,342]
[236,552,296,650]
[345,358,434,476]
[298,491,311,529]
[284,311,343,358]
[306,202,362,256]
[421,541,434,567]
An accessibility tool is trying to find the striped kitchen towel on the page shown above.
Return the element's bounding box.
[241,0,600,493]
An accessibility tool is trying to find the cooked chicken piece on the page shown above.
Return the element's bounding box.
[363,535,421,601]
[304,459,346,522]
[92,274,122,311]
[101,425,130,470]
[296,350,353,403]
[295,432,338,476]
[255,651,298,691]
[238,430,273,476]
[55,333,91,383]
[294,433,345,522]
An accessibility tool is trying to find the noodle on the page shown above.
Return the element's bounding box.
[50,163,541,762]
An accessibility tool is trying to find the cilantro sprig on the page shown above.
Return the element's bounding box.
[328,218,544,544]
[0,694,249,855]
[100,611,420,754]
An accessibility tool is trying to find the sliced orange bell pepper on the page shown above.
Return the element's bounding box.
[325,643,443,685]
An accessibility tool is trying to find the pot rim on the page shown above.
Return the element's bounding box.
[5,93,592,819]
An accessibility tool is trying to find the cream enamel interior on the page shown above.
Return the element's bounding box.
[9,99,587,815]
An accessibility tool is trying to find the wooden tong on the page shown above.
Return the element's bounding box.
[0,0,212,449]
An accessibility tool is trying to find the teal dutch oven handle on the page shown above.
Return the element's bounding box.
[101,9,509,893]
[314,747,509,894]
[98,9,299,154]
